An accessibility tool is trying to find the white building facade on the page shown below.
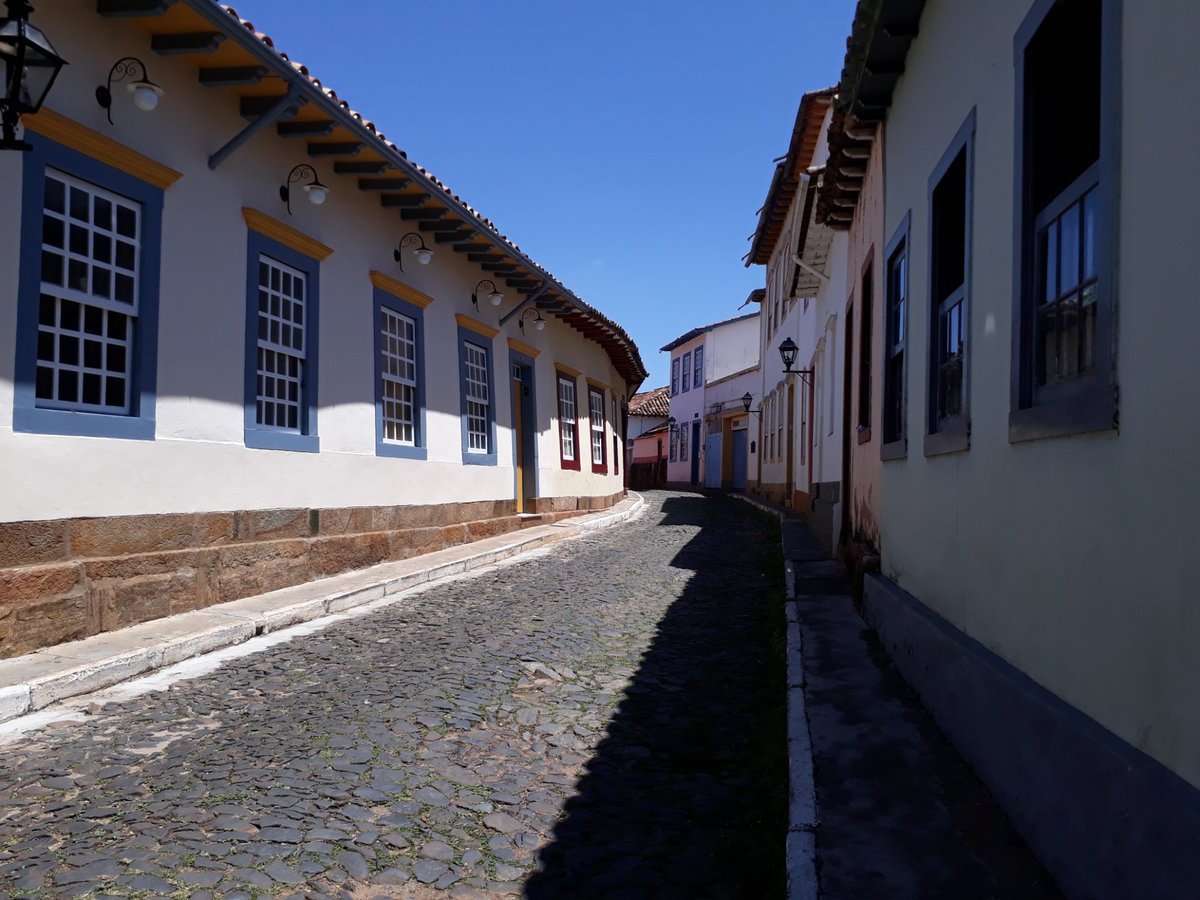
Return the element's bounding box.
[0,0,645,657]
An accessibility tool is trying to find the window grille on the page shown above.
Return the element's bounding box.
[36,169,140,414]
[380,306,417,445]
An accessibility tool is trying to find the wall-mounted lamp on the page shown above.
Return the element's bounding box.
[472,279,503,310]
[95,56,161,125]
[0,0,67,152]
[393,232,432,272]
[517,307,545,333]
[279,164,328,216]
[742,392,754,413]
[778,336,814,386]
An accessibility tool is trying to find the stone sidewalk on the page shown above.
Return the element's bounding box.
[0,497,643,727]
[775,510,1062,899]
[0,491,788,898]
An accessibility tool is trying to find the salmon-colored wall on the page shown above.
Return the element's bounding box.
[845,130,885,551]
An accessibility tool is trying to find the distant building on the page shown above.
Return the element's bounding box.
[661,311,760,489]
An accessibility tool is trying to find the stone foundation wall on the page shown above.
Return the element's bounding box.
[0,490,625,658]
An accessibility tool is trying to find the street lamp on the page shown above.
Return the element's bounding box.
[779,337,799,373]
[472,279,503,310]
[279,164,328,215]
[0,0,67,151]
[393,232,433,272]
[778,336,814,385]
[742,392,753,412]
[518,307,545,333]
[95,57,163,125]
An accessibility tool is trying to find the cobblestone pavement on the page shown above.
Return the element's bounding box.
[0,492,787,899]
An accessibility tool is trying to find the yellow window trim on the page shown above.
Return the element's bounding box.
[242,208,334,261]
[23,107,182,190]
[506,337,540,358]
[455,314,499,340]
[370,271,434,308]
[585,377,610,392]
[555,363,582,379]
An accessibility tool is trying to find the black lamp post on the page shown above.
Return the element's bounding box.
[0,0,66,151]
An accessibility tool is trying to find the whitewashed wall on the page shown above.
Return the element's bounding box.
[0,1,629,521]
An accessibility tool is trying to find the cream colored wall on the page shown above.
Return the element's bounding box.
[0,2,627,520]
[881,0,1200,786]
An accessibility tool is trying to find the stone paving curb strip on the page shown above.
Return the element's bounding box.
[0,493,646,726]
[735,493,821,900]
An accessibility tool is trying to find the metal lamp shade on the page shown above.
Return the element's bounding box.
[0,16,65,116]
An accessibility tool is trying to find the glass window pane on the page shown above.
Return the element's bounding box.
[1059,202,1080,295]
[1083,189,1097,280]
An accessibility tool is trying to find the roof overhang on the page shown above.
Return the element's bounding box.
[745,87,836,266]
[89,0,648,388]
[817,0,925,230]
[791,172,836,296]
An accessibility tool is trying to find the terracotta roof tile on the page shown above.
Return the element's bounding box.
[628,387,670,418]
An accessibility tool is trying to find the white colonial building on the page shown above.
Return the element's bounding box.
[0,0,645,657]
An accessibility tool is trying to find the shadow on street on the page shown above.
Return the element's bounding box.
[526,493,787,899]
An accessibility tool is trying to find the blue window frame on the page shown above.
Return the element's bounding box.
[244,230,320,452]
[458,325,496,465]
[682,351,692,392]
[374,289,427,459]
[671,357,679,396]
[13,133,163,440]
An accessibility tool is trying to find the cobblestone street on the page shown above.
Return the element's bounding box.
[0,492,787,899]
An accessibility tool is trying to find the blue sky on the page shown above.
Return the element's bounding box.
[235,0,855,389]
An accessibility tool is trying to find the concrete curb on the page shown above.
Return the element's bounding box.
[0,492,645,726]
[734,493,821,900]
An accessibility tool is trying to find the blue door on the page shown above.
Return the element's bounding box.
[732,428,748,490]
[690,421,701,485]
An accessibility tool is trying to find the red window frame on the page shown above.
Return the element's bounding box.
[556,372,580,470]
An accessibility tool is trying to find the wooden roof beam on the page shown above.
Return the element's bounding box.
[399,207,448,221]
[333,161,390,174]
[308,141,362,158]
[98,0,174,16]
[277,120,336,138]
[151,32,225,55]
[198,66,267,87]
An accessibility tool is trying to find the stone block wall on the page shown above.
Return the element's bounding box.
[0,490,625,658]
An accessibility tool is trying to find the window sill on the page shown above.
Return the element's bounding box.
[14,407,155,441]
[245,429,319,453]
[377,442,428,461]
[591,464,609,475]
[856,426,872,445]
[881,438,907,461]
[1009,384,1116,443]
[462,451,497,467]
[560,458,581,471]
[924,427,969,457]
